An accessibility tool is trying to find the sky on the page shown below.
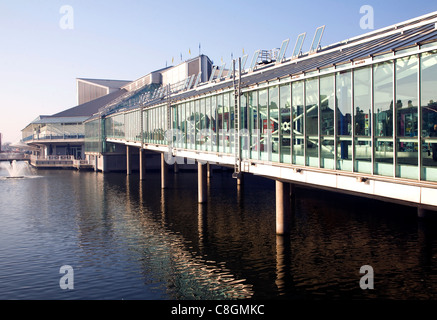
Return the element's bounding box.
[0,0,436,143]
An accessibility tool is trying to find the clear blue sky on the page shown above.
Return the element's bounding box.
[0,0,436,143]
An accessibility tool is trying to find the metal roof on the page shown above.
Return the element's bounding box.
[156,11,437,105]
[52,89,128,118]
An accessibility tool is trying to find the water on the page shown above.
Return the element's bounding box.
[1,162,437,300]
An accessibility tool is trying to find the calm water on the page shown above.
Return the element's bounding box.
[1,162,437,300]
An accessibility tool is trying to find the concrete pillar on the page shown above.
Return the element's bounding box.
[161,152,168,189]
[139,149,145,181]
[198,162,207,203]
[276,180,291,235]
[126,146,131,175]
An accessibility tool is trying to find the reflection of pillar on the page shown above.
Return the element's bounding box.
[139,149,145,181]
[198,162,207,203]
[418,207,427,218]
[237,172,244,186]
[275,235,291,295]
[126,146,131,175]
[207,162,212,178]
[161,153,168,189]
[198,203,207,253]
[276,180,291,235]
[174,163,179,174]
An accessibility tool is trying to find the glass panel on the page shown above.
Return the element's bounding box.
[280,83,291,163]
[181,103,187,148]
[396,55,418,179]
[259,89,270,160]
[269,85,279,162]
[305,78,318,167]
[292,81,304,165]
[248,91,259,160]
[223,93,230,154]
[374,61,394,176]
[211,96,218,152]
[354,67,372,173]
[336,70,352,171]
[421,50,437,181]
[240,93,249,159]
[218,95,224,153]
[204,97,211,151]
[320,75,335,169]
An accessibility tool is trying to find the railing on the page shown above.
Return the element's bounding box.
[30,155,95,168]
[22,134,85,141]
[0,153,30,160]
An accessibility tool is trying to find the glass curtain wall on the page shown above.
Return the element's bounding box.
[374,61,394,176]
[395,54,418,179]
[354,67,372,173]
[259,89,269,160]
[248,91,259,160]
[320,75,335,169]
[421,50,437,181]
[305,78,319,167]
[269,86,280,162]
[280,83,291,163]
[336,71,353,171]
[292,81,304,165]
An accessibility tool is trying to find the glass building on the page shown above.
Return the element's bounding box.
[84,12,437,185]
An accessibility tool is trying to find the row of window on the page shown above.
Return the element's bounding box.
[85,49,437,182]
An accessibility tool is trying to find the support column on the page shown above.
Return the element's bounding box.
[139,149,145,181]
[198,162,207,203]
[276,180,292,235]
[126,146,131,175]
[161,152,168,189]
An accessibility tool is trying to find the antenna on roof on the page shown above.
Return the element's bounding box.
[309,26,325,53]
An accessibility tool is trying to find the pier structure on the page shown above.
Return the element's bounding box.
[21,12,437,233]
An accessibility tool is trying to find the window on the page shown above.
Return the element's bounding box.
[305,78,319,167]
[336,70,352,171]
[373,61,394,176]
[395,55,418,179]
[320,75,335,169]
[292,81,304,165]
[421,50,437,181]
[353,67,372,173]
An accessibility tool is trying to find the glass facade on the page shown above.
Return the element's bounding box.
[84,46,437,183]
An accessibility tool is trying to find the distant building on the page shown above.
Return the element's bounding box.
[21,55,213,164]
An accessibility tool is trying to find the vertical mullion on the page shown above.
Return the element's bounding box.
[417,53,422,181]
[351,69,356,172]
[393,59,397,178]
